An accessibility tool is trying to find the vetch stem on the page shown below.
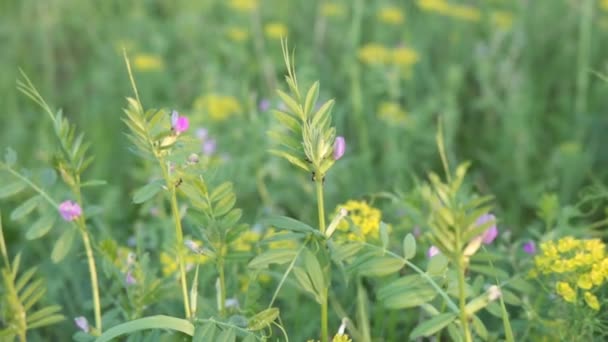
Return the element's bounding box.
[170,188,191,319]
[457,256,472,342]
[315,179,329,342]
[218,257,226,316]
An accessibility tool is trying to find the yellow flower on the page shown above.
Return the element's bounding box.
[601,0,608,11]
[231,230,262,252]
[584,292,600,311]
[133,54,164,72]
[264,22,288,40]
[377,6,404,25]
[446,4,480,22]
[160,252,179,276]
[557,236,579,253]
[334,200,382,241]
[320,3,346,17]
[228,0,258,12]
[358,43,390,65]
[227,27,249,42]
[417,0,449,14]
[556,282,576,303]
[193,94,242,122]
[332,334,352,342]
[577,273,593,290]
[377,101,408,126]
[392,47,419,67]
[490,11,514,31]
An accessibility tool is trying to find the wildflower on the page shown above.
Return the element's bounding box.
[196,128,209,140]
[556,281,576,303]
[231,229,262,252]
[333,200,382,241]
[193,94,242,122]
[490,11,514,31]
[523,240,536,254]
[487,285,502,301]
[417,0,449,14]
[125,271,136,285]
[74,316,89,333]
[577,273,593,290]
[185,239,202,254]
[447,4,480,22]
[358,43,390,64]
[332,318,352,342]
[227,0,258,12]
[377,101,408,125]
[476,214,498,244]
[603,0,608,11]
[133,53,164,72]
[226,27,249,42]
[427,245,440,258]
[584,292,600,310]
[171,110,189,134]
[59,200,82,222]
[392,47,419,68]
[377,6,404,25]
[320,3,345,18]
[187,153,200,164]
[259,99,271,112]
[203,139,217,156]
[264,22,288,40]
[333,136,346,160]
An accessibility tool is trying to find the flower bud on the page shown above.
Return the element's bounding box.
[333,136,346,160]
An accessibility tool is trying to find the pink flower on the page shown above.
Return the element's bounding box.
[74,316,89,332]
[427,245,440,258]
[476,213,498,245]
[333,136,346,160]
[171,110,189,134]
[59,200,82,221]
[125,271,136,285]
[523,240,536,254]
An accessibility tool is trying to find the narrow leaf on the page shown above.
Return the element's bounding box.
[409,313,457,339]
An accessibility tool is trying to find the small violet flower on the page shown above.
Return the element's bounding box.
[125,271,136,286]
[203,139,217,156]
[476,213,498,245]
[74,316,89,333]
[523,240,536,255]
[333,136,346,160]
[59,200,82,222]
[171,110,189,134]
[196,128,208,140]
[259,99,271,112]
[427,245,440,258]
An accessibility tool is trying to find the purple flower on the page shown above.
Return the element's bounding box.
[523,240,536,254]
[74,316,89,332]
[203,139,217,156]
[333,136,346,160]
[125,271,136,286]
[196,128,209,140]
[476,214,498,245]
[59,200,82,222]
[427,245,440,258]
[259,99,270,112]
[171,110,189,134]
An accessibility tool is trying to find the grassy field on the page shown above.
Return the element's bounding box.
[1,0,608,341]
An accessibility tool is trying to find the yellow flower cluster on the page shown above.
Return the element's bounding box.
[133,53,164,72]
[334,200,382,241]
[160,240,209,277]
[533,237,607,311]
[226,27,249,42]
[307,334,352,342]
[193,94,242,122]
[227,0,258,13]
[377,101,408,126]
[602,0,608,11]
[231,229,262,252]
[417,0,480,22]
[377,6,404,25]
[358,44,419,69]
[320,3,346,18]
[264,22,288,40]
[490,10,514,31]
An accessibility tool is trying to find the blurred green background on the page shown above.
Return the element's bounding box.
[1,0,608,338]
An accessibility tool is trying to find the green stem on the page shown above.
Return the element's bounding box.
[574,0,593,138]
[457,257,472,342]
[315,179,329,342]
[218,257,226,316]
[170,188,191,319]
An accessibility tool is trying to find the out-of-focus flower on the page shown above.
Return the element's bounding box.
[171,110,189,134]
[601,0,608,11]
[227,0,258,12]
[264,22,288,40]
[188,153,200,164]
[226,27,249,42]
[490,11,514,31]
[427,245,440,258]
[203,139,217,156]
[333,136,346,160]
[320,3,346,17]
[196,128,209,140]
[358,43,390,64]
[377,101,408,126]
[556,281,576,303]
[392,46,419,67]
[231,229,262,252]
[523,240,536,254]
[59,200,82,222]
[584,291,600,310]
[417,0,450,14]
[476,214,498,244]
[333,200,382,241]
[74,316,89,333]
[377,6,404,25]
[193,94,242,122]
[416,0,480,22]
[259,99,271,112]
[133,53,164,72]
[125,271,136,285]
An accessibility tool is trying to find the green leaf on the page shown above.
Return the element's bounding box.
[26,213,56,240]
[471,314,488,341]
[403,233,416,260]
[427,254,449,275]
[94,315,195,342]
[356,256,405,277]
[269,149,310,172]
[248,249,298,269]
[27,314,65,329]
[248,308,280,331]
[303,250,325,297]
[51,228,75,263]
[25,305,62,324]
[263,216,317,235]
[193,322,217,342]
[379,222,389,249]
[216,328,236,342]
[293,267,321,303]
[210,182,233,203]
[468,264,509,280]
[10,195,41,221]
[0,181,26,199]
[303,81,319,116]
[222,209,242,228]
[132,179,164,204]
[214,192,236,217]
[242,334,257,342]
[272,110,300,133]
[330,242,362,262]
[4,147,17,166]
[378,275,438,309]
[409,313,457,339]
